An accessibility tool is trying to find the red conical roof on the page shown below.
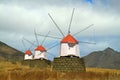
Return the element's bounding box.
[25,50,32,55]
[61,34,78,44]
[35,45,46,51]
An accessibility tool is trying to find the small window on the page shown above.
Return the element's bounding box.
[68,43,75,47]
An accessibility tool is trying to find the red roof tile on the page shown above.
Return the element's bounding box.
[35,45,46,51]
[61,34,78,43]
[25,50,32,55]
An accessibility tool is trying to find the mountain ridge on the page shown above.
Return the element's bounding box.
[83,47,120,69]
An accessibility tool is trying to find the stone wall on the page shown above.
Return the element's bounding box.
[52,57,86,72]
[21,59,51,68]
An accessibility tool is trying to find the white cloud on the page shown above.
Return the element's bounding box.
[0,1,120,36]
[0,0,120,59]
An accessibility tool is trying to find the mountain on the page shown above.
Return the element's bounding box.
[83,47,120,69]
[0,41,24,62]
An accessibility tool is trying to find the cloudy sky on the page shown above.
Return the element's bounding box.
[0,0,120,60]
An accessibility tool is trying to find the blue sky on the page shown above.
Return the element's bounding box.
[0,0,120,60]
[86,0,93,4]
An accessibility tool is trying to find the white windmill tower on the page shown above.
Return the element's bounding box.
[48,8,95,58]
[22,32,48,60]
[24,50,33,60]
[34,30,55,60]
[33,29,47,60]
[60,33,80,57]
[22,39,33,60]
[34,45,47,60]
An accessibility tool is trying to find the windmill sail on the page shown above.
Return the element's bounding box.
[73,24,94,36]
[23,37,37,46]
[68,8,75,34]
[79,41,96,44]
[37,34,62,39]
[34,28,39,46]
[41,31,50,45]
[22,39,27,51]
[48,13,65,37]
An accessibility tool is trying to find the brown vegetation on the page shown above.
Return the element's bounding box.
[0,61,120,80]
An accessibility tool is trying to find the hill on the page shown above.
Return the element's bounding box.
[0,41,24,62]
[83,47,120,69]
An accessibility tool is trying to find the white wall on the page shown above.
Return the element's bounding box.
[60,43,80,57]
[76,44,80,57]
[24,54,33,60]
[34,51,47,59]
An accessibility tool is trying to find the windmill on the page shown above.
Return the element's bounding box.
[22,39,33,60]
[34,29,56,60]
[22,34,55,68]
[47,8,95,58]
[46,8,96,72]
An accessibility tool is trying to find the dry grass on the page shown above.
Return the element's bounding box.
[0,61,120,80]
[0,61,29,72]
[86,67,120,73]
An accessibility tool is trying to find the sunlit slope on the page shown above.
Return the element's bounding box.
[0,41,24,61]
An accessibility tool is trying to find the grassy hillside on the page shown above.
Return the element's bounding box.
[0,41,24,62]
[0,61,120,80]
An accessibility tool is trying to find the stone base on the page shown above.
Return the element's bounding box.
[52,57,86,72]
[21,59,51,68]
